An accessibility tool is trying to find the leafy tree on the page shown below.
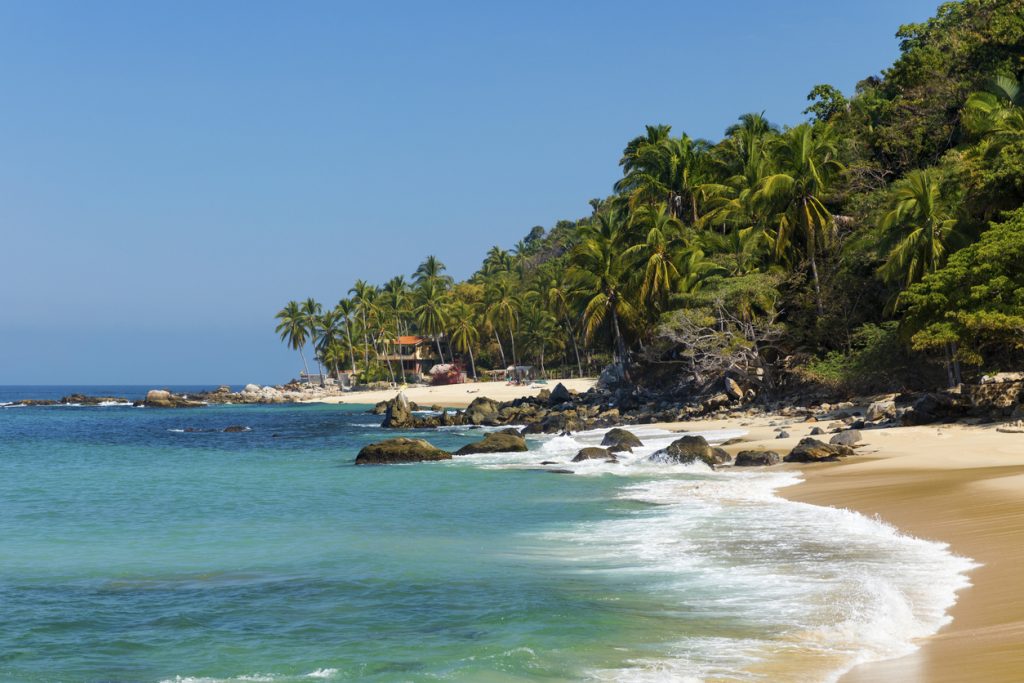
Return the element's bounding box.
[902,208,1024,370]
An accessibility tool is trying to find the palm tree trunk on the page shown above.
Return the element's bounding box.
[509,328,519,369]
[434,336,446,365]
[493,329,507,368]
[298,347,309,376]
[563,314,583,378]
[468,345,477,380]
[809,251,824,316]
[345,325,357,375]
[611,306,627,364]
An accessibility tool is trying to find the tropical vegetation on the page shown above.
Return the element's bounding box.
[276,0,1024,395]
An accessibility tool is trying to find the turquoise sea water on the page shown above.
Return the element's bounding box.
[0,389,974,682]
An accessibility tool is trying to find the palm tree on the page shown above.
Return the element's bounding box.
[570,209,635,363]
[615,133,713,223]
[963,73,1024,146]
[755,122,843,315]
[481,246,514,276]
[274,301,309,376]
[878,169,962,288]
[484,274,522,369]
[623,204,686,311]
[532,264,585,377]
[334,297,359,375]
[348,280,376,370]
[879,169,966,386]
[414,280,450,364]
[315,309,344,379]
[448,301,480,380]
[301,298,324,383]
[413,255,453,288]
[520,305,562,377]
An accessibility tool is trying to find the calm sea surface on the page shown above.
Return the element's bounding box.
[0,387,974,682]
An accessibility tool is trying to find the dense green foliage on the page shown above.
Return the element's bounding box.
[277,0,1024,392]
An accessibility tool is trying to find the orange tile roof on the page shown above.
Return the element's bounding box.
[396,336,425,345]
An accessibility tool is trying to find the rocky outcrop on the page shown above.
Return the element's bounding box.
[650,435,731,467]
[455,431,528,455]
[572,447,615,462]
[783,437,855,463]
[143,389,205,408]
[223,425,250,433]
[829,430,863,447]
[866,398,896,422]
[60,394,129,405]
[600,428,643,453]
[382,392,413,428]
[354,438,452,465]
[464,396,501,425]
[724,377,743,401]
[734,450,781,467]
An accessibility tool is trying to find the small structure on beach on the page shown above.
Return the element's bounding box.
[382,336,440,378]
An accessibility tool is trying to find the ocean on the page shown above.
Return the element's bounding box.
[0,387,974,682]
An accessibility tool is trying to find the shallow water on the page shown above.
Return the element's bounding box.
[0,395,974,682]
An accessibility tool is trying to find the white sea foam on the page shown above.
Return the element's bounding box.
[490,426,978,682]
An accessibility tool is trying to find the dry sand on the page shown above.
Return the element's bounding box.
[299,378,596,408]
[674,412,1024,682]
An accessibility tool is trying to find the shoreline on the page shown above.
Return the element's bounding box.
[623,412,1024,681]
[775,423,1024,682]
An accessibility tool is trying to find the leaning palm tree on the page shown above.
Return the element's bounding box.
[315,309,344,379]
[755,122,843,315]
[531,264,585,377]
[570,209,636,363]
[447,301,480,380]
[274,300,309,376]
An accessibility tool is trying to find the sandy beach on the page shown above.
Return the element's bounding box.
[300,378,597,409]
[655,412,1024,682]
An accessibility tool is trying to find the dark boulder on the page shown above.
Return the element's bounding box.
[776,431,790,439]
[650,435,731,467]
[548,382,573,405]
[809,426,824,435]
[571,447,614,462]
[734,450,781,467]
[354,438,452,465]
[600,427,643,453]
[455,431,528,455]
[223,425,250,433]
[783,438,855,463]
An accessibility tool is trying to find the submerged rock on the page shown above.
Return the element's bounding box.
[354,438,452,465]
[571,447,614,462]
[223,425,250,433]
[600,428,643,453]
[455,431,528,455]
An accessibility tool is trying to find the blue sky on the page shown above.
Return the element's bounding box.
[0,0,941,385]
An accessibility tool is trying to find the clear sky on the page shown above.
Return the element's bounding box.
[0,0,942,385]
